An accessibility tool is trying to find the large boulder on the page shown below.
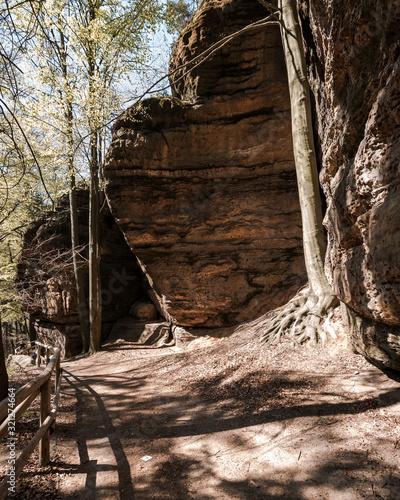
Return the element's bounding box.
[298,0,400,369]
[7,354,35,371]
[103,0,307,328]
[16,188,144,356]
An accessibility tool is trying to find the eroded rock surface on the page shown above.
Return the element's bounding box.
[104,0,306,328]
[17,188,144,356]
[298,0,400,368]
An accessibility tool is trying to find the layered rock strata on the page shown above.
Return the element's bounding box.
[298,0,400,369]
[103,0,307,327]
[17,189,144,356]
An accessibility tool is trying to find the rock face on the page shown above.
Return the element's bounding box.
[298,0,400,369]
[103,0,307,328]
[17,189,144,356]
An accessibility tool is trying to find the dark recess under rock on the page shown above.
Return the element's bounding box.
[16,188,145,357]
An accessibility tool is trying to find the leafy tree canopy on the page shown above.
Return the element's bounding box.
[0,0,194,325]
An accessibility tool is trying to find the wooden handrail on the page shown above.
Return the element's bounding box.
[35,341,55,368]
[34,341,57,350]
[0,348,60,420]
[0,344,62,499]
[0,388,40,441]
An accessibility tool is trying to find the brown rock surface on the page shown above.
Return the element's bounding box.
[16,188,143,356]
[103,0,306,328]
[34,322,82,359]
[298,0,400,368]
[107,319,171,345]
[130,301,158,321]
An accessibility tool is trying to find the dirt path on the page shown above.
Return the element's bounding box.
[4,327,400,499]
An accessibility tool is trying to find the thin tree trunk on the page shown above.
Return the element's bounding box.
[69,179,90,352]
[87,1,102,353]
[0,313,8,402]
[28,315,36,344]
[4,324,12,355]
[60,28,90,352]
[260,0,338,344]
[279,0,331,296]
[88,129,102,352]
[4,319,9,356]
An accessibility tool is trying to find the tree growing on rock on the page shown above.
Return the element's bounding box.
[167,0,339,343]
[254,0,339,344]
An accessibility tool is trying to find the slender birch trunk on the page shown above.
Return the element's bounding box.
[259,0,338,344]
[28,315,36,343]
[278,0,330,296]
[66,107,90,352]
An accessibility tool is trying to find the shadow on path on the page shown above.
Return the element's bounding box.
[53,362,400,499]
[62,369,135,499]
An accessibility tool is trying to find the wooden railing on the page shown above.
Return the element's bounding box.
[0,342,62,499]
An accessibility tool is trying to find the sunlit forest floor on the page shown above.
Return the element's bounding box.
[2,323,400,499]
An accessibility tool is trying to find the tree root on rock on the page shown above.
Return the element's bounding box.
[257,286,340,345]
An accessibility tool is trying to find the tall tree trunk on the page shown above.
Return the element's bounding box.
[69,179,90,352]
[88,129,102,352]
[28,315,36,344]
[60,29,90,352]
[4,323,12,355]
[87,1,102,353]
[260,0,338,344]
[279,0,330,296]
[0,313,8,402]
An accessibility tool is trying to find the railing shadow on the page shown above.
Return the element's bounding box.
[62,369,134,500]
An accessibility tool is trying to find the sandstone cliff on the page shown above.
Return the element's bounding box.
[298,0,400,369]
[16,0,400,370]
[16,189,144,356]
[103,0,307,328]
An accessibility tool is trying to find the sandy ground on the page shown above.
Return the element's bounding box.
[2,325,400,499]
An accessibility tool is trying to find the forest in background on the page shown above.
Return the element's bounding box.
[0,0,200,357]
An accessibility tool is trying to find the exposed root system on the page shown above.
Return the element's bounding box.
[251,287,340,345]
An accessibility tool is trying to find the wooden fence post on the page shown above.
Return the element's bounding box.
[45,347,50,365]
[36,344,41,367]
[39,378,51,466]
[55,355,61,388]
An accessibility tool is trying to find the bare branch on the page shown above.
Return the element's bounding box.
[257,0,281,15]
[73,13,280,154]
